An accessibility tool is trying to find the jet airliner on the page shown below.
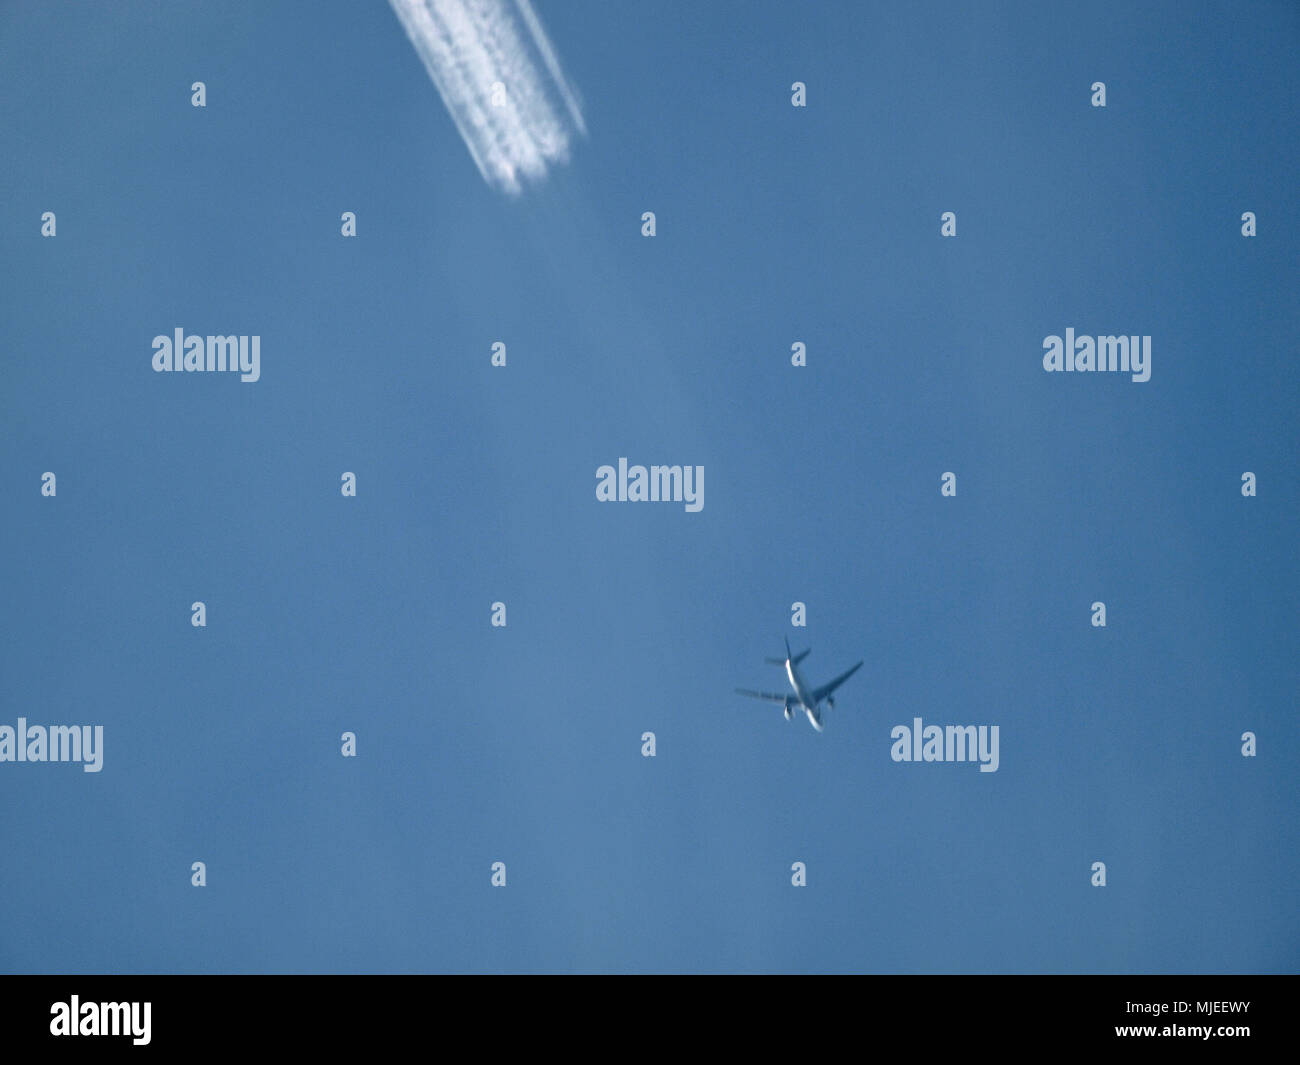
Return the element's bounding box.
[735,637,864,732]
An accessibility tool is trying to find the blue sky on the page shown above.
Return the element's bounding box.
[1,0,1296,973]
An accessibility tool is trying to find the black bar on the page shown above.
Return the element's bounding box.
[1,975,1288,1053]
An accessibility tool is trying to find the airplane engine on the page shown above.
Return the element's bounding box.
[783,705,793,721]
[827,697,835,710]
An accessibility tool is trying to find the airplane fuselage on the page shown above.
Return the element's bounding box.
[785,659,823,731]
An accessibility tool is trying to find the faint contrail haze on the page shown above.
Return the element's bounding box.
[388,0,587,194]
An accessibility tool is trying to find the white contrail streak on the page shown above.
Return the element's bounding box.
[389,0,586,194]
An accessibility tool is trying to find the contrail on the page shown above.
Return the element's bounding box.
[388,0,586,195]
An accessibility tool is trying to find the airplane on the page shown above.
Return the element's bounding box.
[735,637,864,733]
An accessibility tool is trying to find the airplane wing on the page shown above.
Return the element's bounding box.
[735,687,791,704]
[811,661,863,704]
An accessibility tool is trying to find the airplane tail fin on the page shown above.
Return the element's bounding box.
[766,637,810,666]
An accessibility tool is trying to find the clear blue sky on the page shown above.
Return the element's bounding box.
[1,0,1296,973]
